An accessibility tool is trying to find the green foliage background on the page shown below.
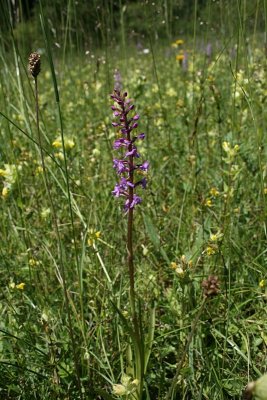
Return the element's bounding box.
[0,0,267,399]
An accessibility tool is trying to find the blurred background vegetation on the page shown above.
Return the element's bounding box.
[1,0,266,56]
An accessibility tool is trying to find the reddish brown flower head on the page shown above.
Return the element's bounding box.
[202,275,220,297]
[28,52,41,78]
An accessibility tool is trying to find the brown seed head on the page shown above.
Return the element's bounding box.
[202,275,220,297]
[28,52,41,78]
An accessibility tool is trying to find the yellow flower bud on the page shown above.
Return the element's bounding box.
[16,282,25,290]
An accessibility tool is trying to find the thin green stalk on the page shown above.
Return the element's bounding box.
[148,35,171,148]
[33,71,82,398]
[165,299,207,400]
[39,0,87,365]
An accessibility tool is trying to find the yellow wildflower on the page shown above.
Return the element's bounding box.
[52,139,62,148]
[142,245,149,256]
[41,207,51,219]
[35,166,43,175]
[210,234,218,242]
[52,136,75,150]
[206,246,216,256]
[166,87,177,97]
[205,198,212,207]
[65,138,75,150]
[181,255,187,264]
[88,229,102,247]
[2,187,9,198]
[170,262,177,270]
[92,147,101,157]
[222,141,230,152]
[259,279,265,288]
[175,266,184,276]
[176,54,184,62]
[223,141,240,159]
[87,238,94,246]
[16,282,25,290]
[176,39,184,45]
[54,152,64,160]
[210,187,219,197]
[29,258,40,267]
[1,164,18,185]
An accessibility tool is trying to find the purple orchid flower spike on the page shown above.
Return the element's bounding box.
[110,90,149,211]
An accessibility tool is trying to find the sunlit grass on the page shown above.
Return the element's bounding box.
[0,1,267,399]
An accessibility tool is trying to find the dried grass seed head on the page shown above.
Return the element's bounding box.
[28,52,41,78]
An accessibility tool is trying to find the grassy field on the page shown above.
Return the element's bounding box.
[0,1,267,399]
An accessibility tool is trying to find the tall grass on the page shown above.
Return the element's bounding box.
[0,0,266,399]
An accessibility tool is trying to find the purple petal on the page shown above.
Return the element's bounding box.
[113,138,131,149]
[140,178,147,189]
[131,122,138,129]
[135,177,147,189]
[124,194,142,210]
[139,161,149,171]
[113,159,128,174]
[120,177,134,188]
[125,147,140,158]
[127,104,135,112]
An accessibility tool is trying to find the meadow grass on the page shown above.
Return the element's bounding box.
[0,1,267,399]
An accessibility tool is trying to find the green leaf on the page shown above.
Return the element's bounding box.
[144,303,156,374]
[143,213,160,249]
[143,213,170,262]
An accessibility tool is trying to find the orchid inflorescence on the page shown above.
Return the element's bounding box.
[111,90,149,211]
